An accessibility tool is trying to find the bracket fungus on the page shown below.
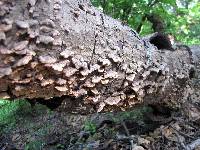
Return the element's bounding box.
[108,53,122,63]
[15,20,29,29]
[60,49,74,58]
[39,55,57,64]
[55,86,68,92]
[92,76,103,84]
[0,67,12,78]
[14,55,32,67]
[0,23,12,32]
[48,60,69,72]
[99,58,111,66]
[14,41,29,51]
[41,79,54,87]
[36,35,54,44]
[0,31,6,41]
[126,74,136,82]
[28,0,36,6]
[40,19,55,28]
[56,78,67,85]
[104,70,119,79]
[0,47,13,54]
[63,67,78,77]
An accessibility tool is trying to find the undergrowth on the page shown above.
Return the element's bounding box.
[0,99,27,132]
[0,99,154,149]
[0,99,51,134]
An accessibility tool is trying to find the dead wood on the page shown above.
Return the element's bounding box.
[0,0,198,113]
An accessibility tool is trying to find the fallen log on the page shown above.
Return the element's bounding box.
[0,0,197,113]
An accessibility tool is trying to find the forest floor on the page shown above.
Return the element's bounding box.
[0,99,200,150]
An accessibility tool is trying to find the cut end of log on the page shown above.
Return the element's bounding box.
[149,33,174,50]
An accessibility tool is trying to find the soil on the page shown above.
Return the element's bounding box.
[1,101,200,150]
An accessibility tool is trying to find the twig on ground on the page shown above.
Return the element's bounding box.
[121,121,134,150]
[169,125,196,140]
[173,130,187,149]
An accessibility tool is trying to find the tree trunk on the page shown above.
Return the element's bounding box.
[0,0,197,114]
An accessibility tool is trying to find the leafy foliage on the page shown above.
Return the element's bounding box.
[84,120,97,134]
[25,140,44,150]
[0,99,50,134]
[91,0,200,45]
[0,99,28,131]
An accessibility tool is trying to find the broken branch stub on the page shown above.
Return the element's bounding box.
[0,0,196,113]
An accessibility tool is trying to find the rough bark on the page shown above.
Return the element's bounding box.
[183,45,200,121]
[0,0,197,113]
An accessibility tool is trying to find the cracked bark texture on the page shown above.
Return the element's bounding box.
[0,0,197,113]
[183,45,200,121]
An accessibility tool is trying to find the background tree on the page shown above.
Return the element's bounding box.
[91,0,200,45]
